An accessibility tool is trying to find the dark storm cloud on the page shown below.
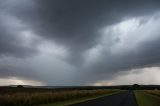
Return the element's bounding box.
[0,0,159,53]
[90,38,160,73]
[9,0,160,64]
[0,28,37,58]
[0,0,41,58]
[11,0,160,49]
[0,0,160,85]
[0,16,39,58]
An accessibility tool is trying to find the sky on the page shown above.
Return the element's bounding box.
[0,0,160,86]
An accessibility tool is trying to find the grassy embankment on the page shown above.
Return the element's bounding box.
[134,90,160,106]
[0,88,119,106]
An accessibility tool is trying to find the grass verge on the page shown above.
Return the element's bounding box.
[134,90,160,106]
[38,91,120,106]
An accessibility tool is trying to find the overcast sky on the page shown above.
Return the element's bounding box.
[0,0,160,86]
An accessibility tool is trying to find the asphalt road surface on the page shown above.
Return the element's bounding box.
[70,91,138,106]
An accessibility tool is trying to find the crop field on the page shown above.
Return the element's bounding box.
[0,87,118,106]
[145,90,160,96]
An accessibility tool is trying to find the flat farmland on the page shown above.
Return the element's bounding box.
[1,86,160,106]
[0,87,118,106]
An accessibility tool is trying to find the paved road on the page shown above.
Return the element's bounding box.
[69,91,138,106]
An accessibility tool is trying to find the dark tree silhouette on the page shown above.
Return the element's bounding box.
[133,84,140,90]
[17,85,24,88]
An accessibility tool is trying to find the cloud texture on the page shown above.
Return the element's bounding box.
[0,0,160,85]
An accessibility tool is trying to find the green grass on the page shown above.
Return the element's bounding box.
[134,90,160,106]
[38,91,121,106]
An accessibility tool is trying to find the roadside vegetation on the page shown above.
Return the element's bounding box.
[39,91,119,106]
[145,90,160,96]
[134,90,160,106]
[0,87,118,106]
